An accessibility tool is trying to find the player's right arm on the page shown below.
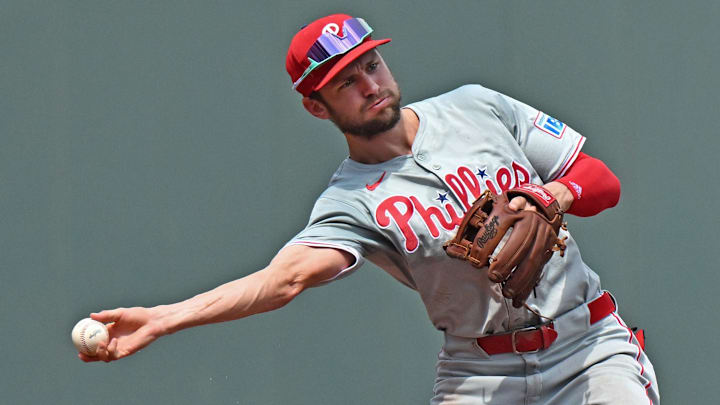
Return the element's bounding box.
[80,244,353,363]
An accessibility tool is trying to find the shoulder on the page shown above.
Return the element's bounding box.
[437,84,501,103]
[409,84,506,113]
[448,83,495,97]
[308,162,376,218]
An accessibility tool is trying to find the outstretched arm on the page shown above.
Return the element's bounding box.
[80,245,353,362]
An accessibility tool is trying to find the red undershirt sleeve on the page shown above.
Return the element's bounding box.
[553,152,621,217]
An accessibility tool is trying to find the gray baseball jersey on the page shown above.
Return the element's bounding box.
[287,84,658,403]
[287,84,595,337]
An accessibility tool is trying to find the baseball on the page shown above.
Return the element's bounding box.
[71,318,109,356]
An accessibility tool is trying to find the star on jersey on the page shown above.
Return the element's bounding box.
[436,192,449,203]
[476,168,488,179]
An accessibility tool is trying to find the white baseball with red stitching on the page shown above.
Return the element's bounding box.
[71,318,109,356]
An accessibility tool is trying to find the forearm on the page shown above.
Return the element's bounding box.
[153,267,298,336]
[148,245,352,337]
[551,152,621,216]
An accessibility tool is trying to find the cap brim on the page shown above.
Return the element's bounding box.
[312,38,392,92]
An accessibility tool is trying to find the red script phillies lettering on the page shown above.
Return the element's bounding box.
[375,162,531,252]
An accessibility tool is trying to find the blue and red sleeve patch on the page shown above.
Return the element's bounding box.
[534,112,567,139]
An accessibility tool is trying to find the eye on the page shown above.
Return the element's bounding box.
[368,62,378,72]
[340,77,354,89]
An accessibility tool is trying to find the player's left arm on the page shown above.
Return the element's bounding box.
[477,88,620,216]
[508,152,621,216]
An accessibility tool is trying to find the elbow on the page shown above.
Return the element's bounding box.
[266,269,310,310]
[265,244,352,309]
[278,278,306,308]
[608,173,621,208]
[562,155,622,217]
[599,160,621,210]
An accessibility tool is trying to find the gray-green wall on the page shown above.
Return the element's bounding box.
[2,1,717,404]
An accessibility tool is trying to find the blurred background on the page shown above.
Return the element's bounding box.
[2,1,717,403]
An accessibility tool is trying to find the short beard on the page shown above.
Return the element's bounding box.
[324,92,403,140]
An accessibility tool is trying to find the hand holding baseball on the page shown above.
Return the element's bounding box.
[77,307,165,363]
[71,318,109,356]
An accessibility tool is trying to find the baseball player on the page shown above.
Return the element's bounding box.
[80,14,659,404]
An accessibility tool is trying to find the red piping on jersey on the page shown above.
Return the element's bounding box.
[610,312,654,405]
[554,136,585,179]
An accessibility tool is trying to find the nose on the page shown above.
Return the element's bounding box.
[357,72,380,98]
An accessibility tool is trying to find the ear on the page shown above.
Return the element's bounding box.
[302,97,330,120]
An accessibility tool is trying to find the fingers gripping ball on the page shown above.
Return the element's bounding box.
[444,184,567,308]
[71,318,109,356]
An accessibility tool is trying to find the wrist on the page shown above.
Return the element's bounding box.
[542,181,574,212]
[148,304,180,336]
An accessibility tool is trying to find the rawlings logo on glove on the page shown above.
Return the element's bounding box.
[443,185,567,308]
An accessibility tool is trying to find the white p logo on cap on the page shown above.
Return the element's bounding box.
[322,23,340,35]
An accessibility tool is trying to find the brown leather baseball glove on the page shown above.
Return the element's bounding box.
[443,184,567,308]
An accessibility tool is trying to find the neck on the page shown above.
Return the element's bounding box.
[345,108,419,164]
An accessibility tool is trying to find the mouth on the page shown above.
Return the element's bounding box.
[368,96,390,111]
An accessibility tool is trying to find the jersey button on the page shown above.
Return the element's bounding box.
[432,164,441,170]
[416,152,426,161]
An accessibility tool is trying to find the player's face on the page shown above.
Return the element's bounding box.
[316,50,402,139]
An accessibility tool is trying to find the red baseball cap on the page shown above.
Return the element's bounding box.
[286,14,391,97]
